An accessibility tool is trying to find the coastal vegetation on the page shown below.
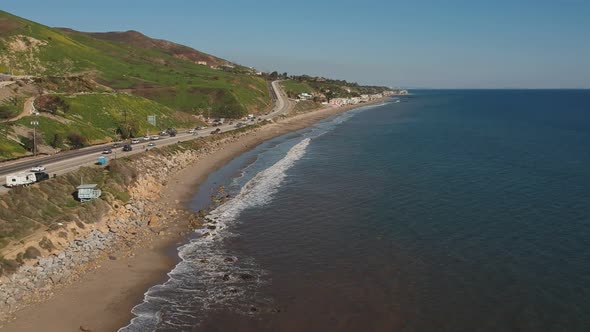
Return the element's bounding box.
[0,123,260,274]
[283,76,392,100]
[0,10,271,160]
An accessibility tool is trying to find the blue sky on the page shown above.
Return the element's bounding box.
[3,0,590,88]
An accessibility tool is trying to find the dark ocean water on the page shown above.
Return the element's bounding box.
[122,90,590,332]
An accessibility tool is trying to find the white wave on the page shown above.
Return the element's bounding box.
[119,138,311,331]
[207,137,310,224]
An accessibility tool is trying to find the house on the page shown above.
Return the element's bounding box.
[197,61,207,66]
[77,184,102,202]
[298,93,313,101]
[329,98,349,107]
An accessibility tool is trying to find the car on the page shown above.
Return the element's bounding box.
[210,128,222,135]
[112,143,120,148]
[31,165,45,172]
[131,139,140,144]
[196,126,207,130]
[188,128,196,134]
[147,142,156,147]
[143,136,150,141]
[150,135,160,140]
[229,121,234,125]
[102,149,112,154]
[122,144,132,152]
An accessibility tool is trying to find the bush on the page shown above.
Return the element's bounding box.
[24,246,41,259]
[50,133,65,148]
[0,257,21,277]
[67,132,86,148]
[0,105,13,119]
[39,236,56,252]
[36,95,70,114]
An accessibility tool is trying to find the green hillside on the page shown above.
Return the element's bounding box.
[284,76,393,100]
[16,94,194,147]
[0,10,272,159]
[281,80,316,98]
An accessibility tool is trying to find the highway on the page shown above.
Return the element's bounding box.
[0,80,291,192]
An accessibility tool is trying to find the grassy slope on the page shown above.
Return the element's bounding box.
[0,135,26,159]
[16,94,195,145]
[0,10,270,116]
[281,80,316,96]
[0,10,271,158]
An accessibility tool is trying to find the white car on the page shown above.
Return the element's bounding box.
[150,135,160,140]
[188,128,196,134]
[131,139,140,144]
[31,165,45,172]
[143,136,150,141]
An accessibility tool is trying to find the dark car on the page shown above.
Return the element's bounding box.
[210,128,222,135]
[122,144,132,152]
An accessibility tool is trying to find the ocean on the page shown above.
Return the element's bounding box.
[121,90,590,331]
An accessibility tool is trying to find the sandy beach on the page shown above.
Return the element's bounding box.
[1,100,388,332]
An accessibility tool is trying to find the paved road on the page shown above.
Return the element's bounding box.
[0,80,291,191]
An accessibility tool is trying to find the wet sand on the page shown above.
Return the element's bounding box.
[1,100,388,332]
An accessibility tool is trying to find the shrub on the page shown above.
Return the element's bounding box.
[39,236,56,252]
[23,246,41,259]
[0,257,21,276]
[67,132,86,148]
[50,133,65,148]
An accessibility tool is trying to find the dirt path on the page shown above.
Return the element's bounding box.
[0,96,35,123]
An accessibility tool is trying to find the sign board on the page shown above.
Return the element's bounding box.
[147,115,156,126]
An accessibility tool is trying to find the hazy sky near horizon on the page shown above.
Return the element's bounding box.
[3,0,590,88]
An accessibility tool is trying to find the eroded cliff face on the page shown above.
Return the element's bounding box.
[0,127,259,322]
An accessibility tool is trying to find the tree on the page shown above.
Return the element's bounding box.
[67,132,87,148]
[50,133,64,148]
[269,71,279,80]
[117,121,139,139]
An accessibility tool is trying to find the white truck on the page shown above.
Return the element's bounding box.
[5,172,49,188]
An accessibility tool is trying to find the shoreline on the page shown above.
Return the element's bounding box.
[1,98,390,332]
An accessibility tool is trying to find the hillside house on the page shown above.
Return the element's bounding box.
[298,92,313,101]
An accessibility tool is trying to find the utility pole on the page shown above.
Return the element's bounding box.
[30,116,39,157]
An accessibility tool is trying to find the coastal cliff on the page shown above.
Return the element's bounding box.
[0,126,262,323]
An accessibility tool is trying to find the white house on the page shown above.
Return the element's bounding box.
[298,92,313,101]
